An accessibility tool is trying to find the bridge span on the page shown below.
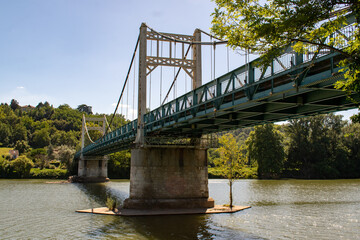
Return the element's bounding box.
[74,17,358,209]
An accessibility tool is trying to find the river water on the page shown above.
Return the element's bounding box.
[0,179,359,239]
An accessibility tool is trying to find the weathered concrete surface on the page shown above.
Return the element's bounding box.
[77,155,108,183]
[123,146,214,209]
[76,205,251,216]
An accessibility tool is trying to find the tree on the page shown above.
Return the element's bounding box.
[12,124,28,142]
[340,123,360,178]
[284,114,346,178]
[77,104,93,115]
[246,124,285,179]
[31,128,51,148]
[0,123,11,146]
[108,150,131,179]
[211,0,359,94]
[29,148,48,169]
[215,133,245,208]
[10,155,34,178]
[14,140,30,154]
[10,99,20,111]
[56,145,75,170]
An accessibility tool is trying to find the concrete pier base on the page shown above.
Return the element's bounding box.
[123,146,214,209]
[77,155,109,183]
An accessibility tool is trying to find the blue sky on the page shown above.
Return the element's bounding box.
[0,0,358,120]
[0,0,219,113]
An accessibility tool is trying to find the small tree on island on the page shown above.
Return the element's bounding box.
[215,133,245,208]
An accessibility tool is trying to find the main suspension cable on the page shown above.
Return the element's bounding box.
[106,35,140,134]
[84,120,95,144]
[104,115,112,132]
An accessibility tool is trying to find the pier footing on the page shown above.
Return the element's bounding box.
[76,205,251,216]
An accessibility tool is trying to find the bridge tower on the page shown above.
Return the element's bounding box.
[123,23,214,209]
[77,115,109,183]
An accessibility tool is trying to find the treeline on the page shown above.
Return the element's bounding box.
[209,113,360,179]
[1,99,359,180]
[0,99,129,179]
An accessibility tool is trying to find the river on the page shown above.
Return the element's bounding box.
[0,179,359,239]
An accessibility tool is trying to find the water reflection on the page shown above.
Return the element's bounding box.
[74,182,128,206]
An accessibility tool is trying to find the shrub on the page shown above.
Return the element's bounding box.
[30,168,68,179]
[10,155,34,178]
[106,197,117,211]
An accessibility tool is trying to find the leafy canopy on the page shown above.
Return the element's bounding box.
[215,133,245,179]
[211,0,359,94]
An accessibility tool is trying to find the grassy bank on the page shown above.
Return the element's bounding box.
[0,147,12,160]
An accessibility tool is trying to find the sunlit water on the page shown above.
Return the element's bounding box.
[0,179,359,239]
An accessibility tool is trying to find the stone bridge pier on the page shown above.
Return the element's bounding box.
[77,155,109,183]
[123,144,214,209]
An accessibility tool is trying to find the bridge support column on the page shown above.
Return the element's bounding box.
[123,146,214,209]
[77,155,109,183]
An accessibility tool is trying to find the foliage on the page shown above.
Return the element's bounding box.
[211,0,360,96]
[208,166,257,179]
[14,140,30,154]
[215,133,246,207]
[215,133,244,179]
[0,147,12,159]
[30,168,67,179]
[0,122,12,146]
[31,128,51,148]
[0,99,130,179]
[29,148,48,169]
[350,111,360,123]
[9,155,34,178]
[108,150,131,179]
[10,99,20,111]
[0,158,11,177]
[340,123,360,177]
[77,104,93,115]
[106,197,117,211]
[285,114,351,178]
[247,124,285,179]
[55,145,76,170]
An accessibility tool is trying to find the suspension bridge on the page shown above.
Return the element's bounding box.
[74,14,358,209]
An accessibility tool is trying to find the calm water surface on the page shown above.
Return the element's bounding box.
[0,179,359,239]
